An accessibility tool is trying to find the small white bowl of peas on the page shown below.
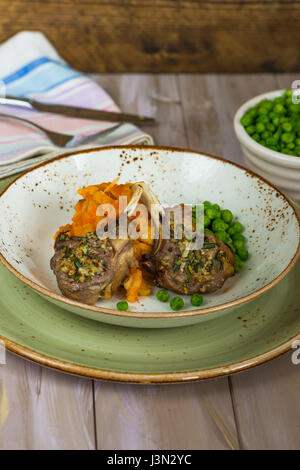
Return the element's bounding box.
[234,89,300,200]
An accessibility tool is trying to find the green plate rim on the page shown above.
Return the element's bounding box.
[0,325,299,383]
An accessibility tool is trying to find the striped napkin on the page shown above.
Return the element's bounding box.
[0,31,153,177]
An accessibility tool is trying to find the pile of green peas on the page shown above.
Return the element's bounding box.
[241,89,300,156]
[193,200,249,273]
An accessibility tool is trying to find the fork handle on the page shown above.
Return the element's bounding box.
[0,113,71,147]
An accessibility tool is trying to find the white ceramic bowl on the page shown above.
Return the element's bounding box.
[0,145,299,328]
[234,89,300,200]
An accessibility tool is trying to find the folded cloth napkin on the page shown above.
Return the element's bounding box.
[0,31,153,177]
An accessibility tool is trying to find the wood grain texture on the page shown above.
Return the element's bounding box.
[0,353,95,449]
[230,352,300,450]
[91,74,186,146]
[177,73,278,164]
[0,1,300,72]
[95,381,239,450]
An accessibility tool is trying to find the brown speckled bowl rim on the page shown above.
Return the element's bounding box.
[0,145,300,321]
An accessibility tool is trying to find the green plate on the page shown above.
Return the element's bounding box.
[0,175,299,382]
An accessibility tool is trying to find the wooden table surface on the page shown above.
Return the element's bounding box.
[1,1,300,73]
[0,73,299,450]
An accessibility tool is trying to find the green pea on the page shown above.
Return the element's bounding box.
[287,142,295,150]
[248,108,258,118]
[295,146,300,156]
[191,294,203,307]
[233,239,244,250]
[241,114,253,127]
[273,103,286,114]
[232,234,245,249]
[257,106,269,115]
[205,207,219,220]
[117,301,128,311]
[281,132,294,143]
[203,200,212,210]
[170,297,184,311]
[272,116,281,127]
[266,123,275,132]
[204,228,214,235]
[246,125,255,135]
[269,111,277,120]
[230,221,244,234]
[204,214,211,227]
[261,130,271,140]
[221,209,233,224]
[156,290,170,302]
[285,89,293,98]
[212,218,227,233]
[255,122,265,133]
[252,133,260,142]
[215,231,228,243]
[263,100,273,110]
[232,233,245,242]
[281,122,293,132]
[257,115,270,124]
[237,248,249,261]
[265,137,278,147]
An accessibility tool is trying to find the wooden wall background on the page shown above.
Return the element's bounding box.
[0,0,299,73]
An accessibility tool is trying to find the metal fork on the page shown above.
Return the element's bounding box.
[0,113,122,147]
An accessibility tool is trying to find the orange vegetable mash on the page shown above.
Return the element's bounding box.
[55,179,154,303]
